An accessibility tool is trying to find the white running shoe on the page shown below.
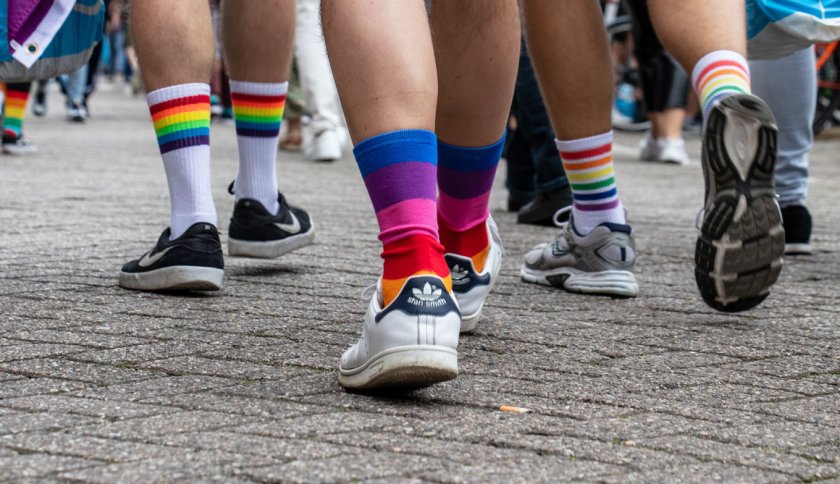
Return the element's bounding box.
[305,129,342,162]
[445,217,503,333]
[521,207,638,297]
[657,137,690,165]
[638,135,660,161]
[338,275,461,391]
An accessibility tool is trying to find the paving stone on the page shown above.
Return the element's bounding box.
[0,358,161,384]
[0,454,101,479]
[1,432,175,463]
[0,378,93,400]
[0,413,100,435]
[73,375,237,401]
[73,411,257,440]
[598,463,790,483]
[0,395,176,419]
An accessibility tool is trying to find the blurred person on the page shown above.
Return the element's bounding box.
[1,82,37,154]
[624,0,691,165]
[295,0,343,162]
[119,0,314,292]
[751,47,816,255]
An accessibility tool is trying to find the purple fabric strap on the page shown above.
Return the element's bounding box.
[8,0,54,44]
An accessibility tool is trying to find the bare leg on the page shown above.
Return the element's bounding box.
[222,0,294,82]
[432,0,520,146]
[322,0,436,142]
[647,0,746,73]
[523,0,612,139]
[650,109,686,139]
[132,0,213,91]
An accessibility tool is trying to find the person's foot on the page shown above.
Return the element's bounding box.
[280,119,303,152]
[507,195,531,212]
[781,205,812,255]
[305,128,342,162]
[32,89,47,117]
[657,138,690,165]
[2,133,38,155]
[521,208,638,297]
[695,93,784,312]
[67,102,88,123]
[338,275,460,391]
[228,191,315,259]
[639,135,660,161]
[119,223,224,291]
[445,217,503,332]
[517,188,573,226]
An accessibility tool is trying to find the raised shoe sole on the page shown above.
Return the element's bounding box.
[695,94,784,313]
[338,345,458,391]
[228,225,315,259]
[521,266,638,297]
[119,266,224,292]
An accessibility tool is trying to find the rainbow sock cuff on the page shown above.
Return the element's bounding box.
[557,132,620,212]
[354,129,439,245]
[3,84,29,137]
[691,50,751,119]
[231,84,286,138]
[149,88,211,155]
[436,136,504,231]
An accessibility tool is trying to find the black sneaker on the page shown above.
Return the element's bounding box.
[32,87,46,117]
[2,133,37,155]
[517,188,573,226]
[695,94,785,313]
[228,191,315,259]
[119,223,224,291]
[781,205,812,255]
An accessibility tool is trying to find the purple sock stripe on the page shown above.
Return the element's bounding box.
[574,200,620,212]
[436,165,497,200]
[364,161,438,213]
[159,135,210,154]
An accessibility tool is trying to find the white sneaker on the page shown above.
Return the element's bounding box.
[338,275,460,391]
[657,137,690,165]
[445,217,503,333]
[304,129,342,162]
[638,135,660,161]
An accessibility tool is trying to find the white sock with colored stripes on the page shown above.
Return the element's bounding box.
[147,83,216,239]
[691,50,751,122]
[556,131,626,234]
[230,80,288,215]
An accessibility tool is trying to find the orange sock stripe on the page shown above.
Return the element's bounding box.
[471,245,490,273]
[382,273,452,307]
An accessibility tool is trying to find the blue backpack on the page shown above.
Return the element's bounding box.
[748,0,840,58]
[0,0,104,82]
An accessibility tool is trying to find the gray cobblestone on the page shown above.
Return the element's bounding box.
[0,85,837,481]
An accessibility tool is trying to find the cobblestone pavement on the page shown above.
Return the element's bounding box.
[1,85,839,483]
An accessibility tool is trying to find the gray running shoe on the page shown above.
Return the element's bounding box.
[695,93,784,313]
[520,207,638,297]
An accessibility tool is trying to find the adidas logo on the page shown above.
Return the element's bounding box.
[450,265,470,285]
[407,282,447,308]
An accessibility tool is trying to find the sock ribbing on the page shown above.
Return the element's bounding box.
[354,130,451,306]
[231,80,287,215]
[3,83,30,137]
[147,83,216,239]
[436,136,503,272]
[556,131,625,234]
[692,50,751,121]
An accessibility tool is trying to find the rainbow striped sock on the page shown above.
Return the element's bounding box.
[353,129,451,307]
[436,136,504,273]
[147,83,216,239]
[692,50,751,121]
[3,82,31,138]
[230,80,287,215]
[556,131,625,234]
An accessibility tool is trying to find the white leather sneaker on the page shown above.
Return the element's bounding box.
[338,275,461,391]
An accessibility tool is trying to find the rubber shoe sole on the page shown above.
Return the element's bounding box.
[521,266,638,297]
[228,225,315,259]
[119,266,224,291]
[338,345,458,391]
[695,94,784,313]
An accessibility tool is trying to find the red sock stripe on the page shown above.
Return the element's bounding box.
[558,144,611,161]
[230,92,286,104]
[149,95,211,115]
[382,234,449,281]
[438,217,488,259]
